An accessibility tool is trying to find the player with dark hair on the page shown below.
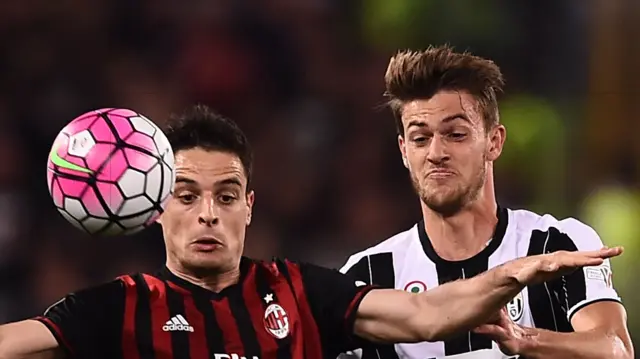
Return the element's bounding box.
[0,104,623,359]
[340,45,634,358]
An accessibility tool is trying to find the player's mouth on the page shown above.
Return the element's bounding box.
[192,236,223,251]
[426,169,456,179]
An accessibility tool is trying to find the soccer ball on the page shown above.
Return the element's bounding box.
[46,108,175,236]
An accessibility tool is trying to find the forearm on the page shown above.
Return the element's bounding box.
[419,264,524,340]
[519,327,632,359]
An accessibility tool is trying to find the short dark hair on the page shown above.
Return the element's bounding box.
[384,45,505,135]
[164,104,253,188]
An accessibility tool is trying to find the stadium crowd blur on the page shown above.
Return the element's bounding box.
[0,0,638,349]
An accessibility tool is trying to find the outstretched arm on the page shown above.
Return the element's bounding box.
[353,247,622,343]
[0,279,124,359]
[0,320,64,359]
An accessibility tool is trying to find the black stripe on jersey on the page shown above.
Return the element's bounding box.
[227,284,262,357]
[545,227,587,313]
[344,253,399,359]
[419,207,508,356]
[434,260,493,355]
[526,228,573,332]
[192,295,227,352]
[131,274,155,359]
[346,252,395,287]
[165,285,190,359]
[254,266,291,359]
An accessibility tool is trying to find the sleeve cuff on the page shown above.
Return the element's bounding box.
[567,297,623,321]
[343,285,377,336]
[34,316,74,357]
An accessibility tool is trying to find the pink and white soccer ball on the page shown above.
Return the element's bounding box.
[46,108,175,236]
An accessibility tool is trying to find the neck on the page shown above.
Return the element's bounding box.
[165,260,241,293]
[421,178,499,261]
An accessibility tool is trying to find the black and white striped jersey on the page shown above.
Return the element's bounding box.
[339,207,621,359]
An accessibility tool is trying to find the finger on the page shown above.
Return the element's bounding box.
[473,324,507,339]
[591,246,624,259]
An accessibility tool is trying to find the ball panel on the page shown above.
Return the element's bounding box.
[118,210,154,228]
[64,197,88,221]
[84,143,115,172]
[57,177,87,198]
[118,196,153,217]
[129,116,157,136]
[101,223,127,236]
[50,134,92,178]
[125,132,157,153]
[160,162,174,200]
[81,186,108,218]
[154,131,173,162]
[90,116,117,143]
[82,217,110,234]
[66,113,100,134]
[118,168,146,198]
[57,208,84,231]
[124,148,157,172]
[50,176,64,208]
[97,149,128,182]
[96,181,124,213]
[123,226,146,235]
[109,116,134,140]
[144,164,162,201]
[109,108,138,117]
[67,130,96,158]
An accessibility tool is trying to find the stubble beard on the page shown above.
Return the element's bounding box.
[412,159,487,217]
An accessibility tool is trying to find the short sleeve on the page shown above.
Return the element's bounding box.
[296,262,376,353]
[34,279,125,358]
[550,219,622,321]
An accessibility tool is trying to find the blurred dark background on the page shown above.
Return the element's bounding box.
[0,0,638,350]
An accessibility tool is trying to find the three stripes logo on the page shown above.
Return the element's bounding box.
[162,314,194,332]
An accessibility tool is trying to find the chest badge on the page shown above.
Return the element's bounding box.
[506,292,524,322]
[404,280,427,293]
[264,303,290,339]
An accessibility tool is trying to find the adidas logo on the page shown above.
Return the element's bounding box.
[162,314,194,332]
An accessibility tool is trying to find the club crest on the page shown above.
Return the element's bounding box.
[506,292,524,322]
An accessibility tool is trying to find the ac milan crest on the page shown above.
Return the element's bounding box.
[263,303,290,339]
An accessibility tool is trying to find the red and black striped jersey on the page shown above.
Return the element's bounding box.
[35,257,375,359]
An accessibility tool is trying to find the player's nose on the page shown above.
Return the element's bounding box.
[197,196,219,226]
[426,136,450,164]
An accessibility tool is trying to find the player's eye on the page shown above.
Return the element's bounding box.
[218,194,237,205]
[178,194,197,204]
[410,135,429,145]
[448,132,467,140]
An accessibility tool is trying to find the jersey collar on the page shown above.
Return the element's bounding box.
[417,206,509,266]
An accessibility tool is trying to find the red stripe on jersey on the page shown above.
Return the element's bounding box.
[141,274,173,358]
[284,260,322,359]
[120,275,140,359]
[182,294,209,358]
[212,296,245,355]
[343,286,373,334]
[241,263,278,358]
[35,316,75,357]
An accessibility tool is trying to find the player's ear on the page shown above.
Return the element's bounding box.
[155,213,162,225]
[398,135,409,169]
[486,124,506,161]
[246,190,255,226]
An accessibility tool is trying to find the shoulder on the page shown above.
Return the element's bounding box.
[509,208,603,251]
[340,224,419,273]
[43,277,127,317]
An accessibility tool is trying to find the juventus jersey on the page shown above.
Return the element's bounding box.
[339,207,621,359]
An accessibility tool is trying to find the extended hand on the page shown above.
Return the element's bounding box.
[473,308,532,356]
[510,246,622,286]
